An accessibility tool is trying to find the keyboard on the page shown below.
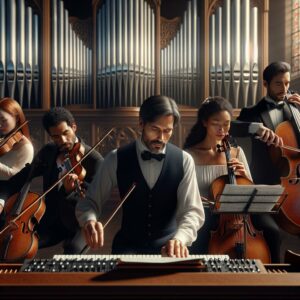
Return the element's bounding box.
[19,254,265,273]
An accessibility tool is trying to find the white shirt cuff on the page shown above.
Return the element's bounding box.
[248,122,263,134]
[0,199,5,208]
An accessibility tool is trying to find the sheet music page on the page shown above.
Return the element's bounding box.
[217,184,284,213]
[119,256,202,264]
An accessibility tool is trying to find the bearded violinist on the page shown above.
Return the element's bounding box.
[0,107,103,254]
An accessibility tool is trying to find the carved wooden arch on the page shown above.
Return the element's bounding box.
[208,0,267,16]
[160,16,182,49]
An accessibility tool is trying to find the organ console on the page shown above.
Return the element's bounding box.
[1,254,300,299]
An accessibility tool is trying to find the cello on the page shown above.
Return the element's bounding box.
[0,159,45,261]
[273,99,300,234]
[208,135,271,263]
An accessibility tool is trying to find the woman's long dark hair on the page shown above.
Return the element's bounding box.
[184,96,233,149]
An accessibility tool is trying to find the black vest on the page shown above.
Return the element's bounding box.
[114,141,184,253]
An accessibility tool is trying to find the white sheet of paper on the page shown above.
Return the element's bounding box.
[216,184,284,213]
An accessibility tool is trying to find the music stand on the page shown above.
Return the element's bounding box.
[211,184,287,259]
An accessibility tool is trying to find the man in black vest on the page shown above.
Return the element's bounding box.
[77,95,205,257]
[237,61,300,263]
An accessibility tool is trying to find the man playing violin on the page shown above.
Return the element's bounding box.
[237,61,300,262]
[0,107,103,254]
[76,95,205,257]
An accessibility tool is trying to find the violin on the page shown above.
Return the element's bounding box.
[0,121,28,156]
[0,161,45,261]
[208,135,271,263]
[63,142,86,197]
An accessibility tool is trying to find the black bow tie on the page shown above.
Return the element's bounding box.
[141,150,165,161]
[267,101,284,109]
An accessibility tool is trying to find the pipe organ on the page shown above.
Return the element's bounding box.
[209,0,260,108]
[0,0,269,109]
[160,0,200,106]
[0,0,40,108]
[51,0,93,107]
[96,0,155,108]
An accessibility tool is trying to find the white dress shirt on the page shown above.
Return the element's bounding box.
[265,96,285,128]
[76,138,205,246]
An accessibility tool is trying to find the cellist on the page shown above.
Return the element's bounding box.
[0,107,103,254]
[184,97,282,262]
[0,98,33,217]
[238,61,300,261]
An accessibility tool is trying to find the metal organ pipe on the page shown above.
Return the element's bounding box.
[241,0,250,107]
[250,6,259,106]
[160,0,199,106]
[0,0,39,107]
[210,14,216,97]
[209,0,260,108]
[96,0,155,108]
[16,0,25,106]
[7,0,17,99]
[51,0,92,107]
[25,6,33,108]
[0,0,5,98]
[32,14,39,107]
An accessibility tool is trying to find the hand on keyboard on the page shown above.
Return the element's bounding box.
[161,239,189,258]
[83,220,104,248]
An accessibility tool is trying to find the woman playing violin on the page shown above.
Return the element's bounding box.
[0,98,33,215]
[184,96,280,262]
[0,107,103,254]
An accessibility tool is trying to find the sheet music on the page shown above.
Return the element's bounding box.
[119,256,202,264]
[217,184,284,213]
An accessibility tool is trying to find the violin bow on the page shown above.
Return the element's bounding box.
[0,127,115,237]
[80,182,137,255]
[254,136,300,153]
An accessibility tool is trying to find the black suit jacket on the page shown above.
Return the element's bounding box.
[0,139,103,237]
[237,97,292,184]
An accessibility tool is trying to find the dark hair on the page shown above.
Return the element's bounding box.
[42,107,75,133]
[139,95,180,126]
[263,61,291,85]
[0,97,31,140]
[184,96,233,149]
